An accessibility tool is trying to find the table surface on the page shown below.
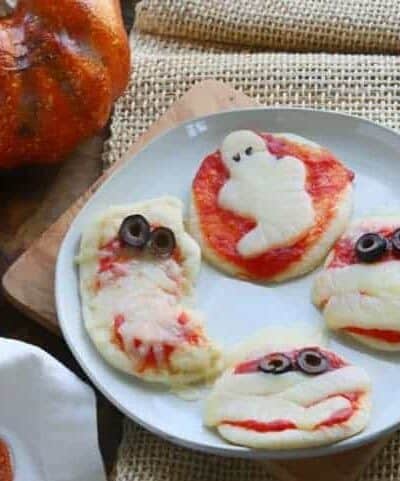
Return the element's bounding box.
[0,1,135,474]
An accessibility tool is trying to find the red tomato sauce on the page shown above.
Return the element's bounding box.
[94,238,131,290]
[95,236,182,291]
[344,326,400,343]
[112,314,125,351]
[136,342,176,373]
[98,238,126,273]
[112,313,202,372]
[0,440,13,481]
[192,133,353,280]
[233,347,347,375]
[98,234,181,270]
[316,407,353,428]
[329,227,398,268]
[177,313,201,345]
[221,392,361,433]
[316,391,362,428]
[222,419,296,433]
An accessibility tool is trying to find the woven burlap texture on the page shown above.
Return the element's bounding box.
[113,421,400,481]
[103,31,400,167]
[136,0,400,54]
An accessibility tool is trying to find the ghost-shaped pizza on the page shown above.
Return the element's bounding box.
[79,197,222,385]
[190,130,354,282]
[204,328,371,449]
[313,215,400,351]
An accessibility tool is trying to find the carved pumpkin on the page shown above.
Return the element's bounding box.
[0,0,130,168]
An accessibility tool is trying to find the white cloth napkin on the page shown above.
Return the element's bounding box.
[0,339,106,481]
[0,0,15,15]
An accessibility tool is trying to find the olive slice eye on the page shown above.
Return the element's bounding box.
[355,233,388,263]
[296,349,328,375]
[119,215,151,249]
[150,227,176,258]
[232,153,241,162]
[258,353,292,374]
[245,146,253,156]
[392,229,400,255]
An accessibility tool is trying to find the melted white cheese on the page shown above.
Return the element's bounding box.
[218,130,315,258]
[94,257,184,347]
[204,328,371,449]
[205,365,369,429]
[79,197,222,384]
[207,394,350,430]
[312,216,400,347]
[204,327,371,449]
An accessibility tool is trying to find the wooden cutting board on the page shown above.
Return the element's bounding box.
[2,79,389,481]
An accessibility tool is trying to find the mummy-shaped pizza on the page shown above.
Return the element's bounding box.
[78,197,222,385]
[190,130,354,282]
[205,329,371,449]
[313,216,400,351]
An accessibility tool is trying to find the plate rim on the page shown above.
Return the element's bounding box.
[56,106,400,460]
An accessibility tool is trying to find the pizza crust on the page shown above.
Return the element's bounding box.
[79,196,222,385]
[204,327,371,449]
[216,395,370,449]
[189,131,353,282]
[190,183,352,283]
[313,215,400,351]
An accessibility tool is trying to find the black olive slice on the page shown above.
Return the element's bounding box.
[296,349,328,375]
[355,233,388,263]
[119,214,151,249]
[150,227,176,258]
[232,153,241,162]
[392,229,400,255]
[245,146,253,156]
[258,353,292,375]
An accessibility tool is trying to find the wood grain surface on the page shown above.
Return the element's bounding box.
[1,79,390,481]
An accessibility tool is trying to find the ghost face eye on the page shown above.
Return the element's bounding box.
[149,227,176,258]
[232,153,241,162]
[355,233,388,263]
[258,353,292,374]
[245,146,253,156]
[296,349,329,375]
[119,214,151,249]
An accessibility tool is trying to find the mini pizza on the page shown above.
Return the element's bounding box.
[204,328,371,449]
[78,197,222,385]
[190,130,354,282]
[313,215,400,351]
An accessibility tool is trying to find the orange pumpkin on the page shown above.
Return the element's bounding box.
[0,0,130,168]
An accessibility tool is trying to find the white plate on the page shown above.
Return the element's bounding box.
[56,108,400,460]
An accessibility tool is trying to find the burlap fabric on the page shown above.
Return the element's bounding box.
[111,420,400,481]
[112,420,274,481]
[107,2,400,480]
[103,31,400,167]
[135,0,400,54]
